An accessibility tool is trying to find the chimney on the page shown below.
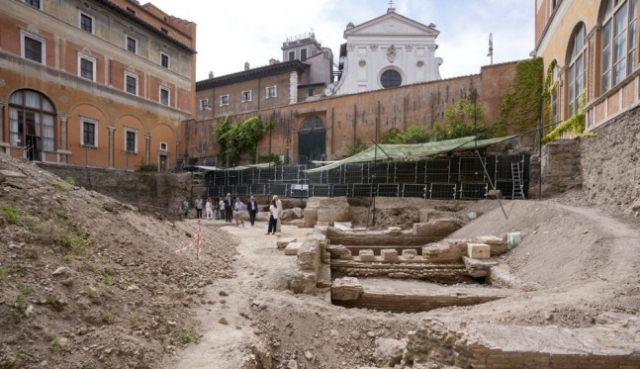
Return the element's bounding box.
[208,71,214,79]
[244,62,250,70]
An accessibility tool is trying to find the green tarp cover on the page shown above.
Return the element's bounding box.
[304,135,517,173]
[222,163,275,171]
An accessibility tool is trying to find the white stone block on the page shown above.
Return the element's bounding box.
[381,249,399,261]
[284,242,302,256]
[359,249,376,262]
[277,238,297,249]
[467,243,491,259]
[402,249,418,259]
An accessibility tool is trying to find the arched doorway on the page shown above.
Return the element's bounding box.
[298,115,325,165]
[8,90,56,161]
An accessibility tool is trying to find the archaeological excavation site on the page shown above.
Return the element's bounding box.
[2,140,640,369]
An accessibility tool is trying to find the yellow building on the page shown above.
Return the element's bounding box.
[0,0,197,170]
[535,0,640,130]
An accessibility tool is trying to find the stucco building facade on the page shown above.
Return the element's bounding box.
[535,0,640,130]
[0,0,196,170]
[328,7,443,97]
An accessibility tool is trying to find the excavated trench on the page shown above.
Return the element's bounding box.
[324,216,513,313]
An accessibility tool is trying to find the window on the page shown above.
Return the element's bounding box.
[551,62,559,126]
[568,24,586,116]
[220,95,229,106]
[126,36,137,53]
[8,90,56,153]
[266,86,277,98]
[21,31,45,64]
[242,90,251,102]
[160,52,170,68]
[125,128,137,153]
[126,7,135,15]
[288,51,295,61]
[24,0,41,9]
[79,57,95,81]
[159,87,170,106]
[79,13,93,33]
[160,142,168,151]
[308,87,314,97]
[380,69,402,88]
[81,119,97,147]
[161,28,168,35]
[602,0,638,93]
[200,99,210,110]
[125,72,138,95]
[301,48,307,62]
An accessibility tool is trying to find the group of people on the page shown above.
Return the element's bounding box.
[182,193,283,233]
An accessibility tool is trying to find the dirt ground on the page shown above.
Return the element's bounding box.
[0,156,236,369]
[3,153,640,368]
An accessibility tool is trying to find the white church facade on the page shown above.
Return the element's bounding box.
[326,7,443,97]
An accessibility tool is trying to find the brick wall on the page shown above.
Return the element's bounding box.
[333,292,502,313]
[183,62,519,163]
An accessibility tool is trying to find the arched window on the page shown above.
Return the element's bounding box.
[601,0,638,93]
[550,61,560,126]
[568,24,586,117]
[380,70,402,88]
[8,90,56,159]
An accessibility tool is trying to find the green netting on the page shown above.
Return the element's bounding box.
[223,163,276,171]
[304,135,517,173]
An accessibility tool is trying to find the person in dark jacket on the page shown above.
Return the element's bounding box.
[224,193,233,223]
[247,196,258,226]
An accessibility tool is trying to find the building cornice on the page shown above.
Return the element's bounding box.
[92,0,197,54]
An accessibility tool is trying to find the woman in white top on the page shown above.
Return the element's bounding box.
[218,198,225,220]
[266,199,278,235]
[205,198,213,220]
[233,197,246,227]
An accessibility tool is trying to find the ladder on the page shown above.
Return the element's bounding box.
[511,162,525,199]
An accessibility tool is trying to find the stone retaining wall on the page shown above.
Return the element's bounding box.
[581,107,640,214]
[38,163,193,218]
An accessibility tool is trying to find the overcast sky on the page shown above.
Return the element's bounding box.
[145,0,534,81]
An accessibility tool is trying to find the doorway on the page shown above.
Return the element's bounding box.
[298,116,326,165]
[159,155,168,171]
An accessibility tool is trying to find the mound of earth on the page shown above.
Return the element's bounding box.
[0,155,237,368]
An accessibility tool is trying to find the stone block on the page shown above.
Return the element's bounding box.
[297,240,321,273]
[402,249,418,259]
[331,277,363,301]
[468,243,491,259]
[381,249,399,261]
[487,189,502,199]
[301,209,317,228]
[476,235,508,255]
[327,244,353,260]
[317,263,332,288]
[413,218,462,237]
[334,222,353,231]
[277,238,297,249]
[463,256,498,278]
[359,249,376,262]
[284,242,302,256]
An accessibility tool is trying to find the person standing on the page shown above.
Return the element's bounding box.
[214,196,220,220]
[195,196,203,219]
[205,198,214,220]
[234,197,246,227]
[247,196,258,226]
[182,199,189,219]
[274,195,283,233]
[266,199,278,235]
[219,197,226,220]
[224,193,233,223]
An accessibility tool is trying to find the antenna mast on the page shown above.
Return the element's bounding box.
[487,33,494,65]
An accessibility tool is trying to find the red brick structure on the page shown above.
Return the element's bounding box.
[182,61,518,166]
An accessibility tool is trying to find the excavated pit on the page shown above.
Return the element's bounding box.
[322,216,514,313]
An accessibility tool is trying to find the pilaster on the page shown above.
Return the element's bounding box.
[145,133,151,164]
[58,114,70,150]
[108,127,116,168]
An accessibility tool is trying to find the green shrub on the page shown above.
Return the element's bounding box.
[138,164,158,172]
[1,206,19,225]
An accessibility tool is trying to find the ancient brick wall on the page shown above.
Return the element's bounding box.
[182,62,519,164]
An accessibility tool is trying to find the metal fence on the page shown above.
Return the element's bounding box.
[206,155,530,200]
